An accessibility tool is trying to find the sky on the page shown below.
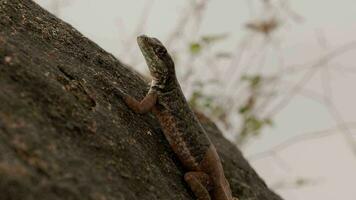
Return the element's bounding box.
[34,0,356,199]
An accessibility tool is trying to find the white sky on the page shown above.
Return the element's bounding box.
[34,0,356,199]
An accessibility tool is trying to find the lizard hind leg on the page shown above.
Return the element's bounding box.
[184,171,212,200]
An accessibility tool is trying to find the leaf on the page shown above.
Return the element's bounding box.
[264,118,273,126]
[188,90,203,109]
[201,33,228,44]
[239,105,250,114]
[241,74,262,88]
[295,178,308,186]
[202,96,214,108]
[189,42,202,54]
[251,75,261,88]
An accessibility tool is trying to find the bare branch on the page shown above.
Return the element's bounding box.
[247,122,356,161]
[264,41,356,117]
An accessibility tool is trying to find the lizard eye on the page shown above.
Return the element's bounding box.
[155,47,167,57]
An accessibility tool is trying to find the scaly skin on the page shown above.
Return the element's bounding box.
[116,35,238,200]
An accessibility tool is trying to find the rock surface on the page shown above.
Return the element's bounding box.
[0,1,282,199]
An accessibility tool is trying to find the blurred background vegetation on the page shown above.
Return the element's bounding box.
[34,0,356,199]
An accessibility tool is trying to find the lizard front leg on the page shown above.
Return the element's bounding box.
[115,87,158,114]
[184,171,213,200]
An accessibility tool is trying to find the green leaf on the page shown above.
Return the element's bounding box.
[189,42,202,54]
[295,178,308,186]
[251,75,261,87]
[238,105,250,114]
[188,90,203,109]
[241,74,262,88]
[264,118,273,126]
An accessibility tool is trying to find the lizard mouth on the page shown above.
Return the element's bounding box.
[136,35,154,61]
[137,35,149,48]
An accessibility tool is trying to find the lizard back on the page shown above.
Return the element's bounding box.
[152,81,211,170]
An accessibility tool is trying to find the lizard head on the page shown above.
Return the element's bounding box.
[137,35,175,81]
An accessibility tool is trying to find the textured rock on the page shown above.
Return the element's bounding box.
[0,1,282,199]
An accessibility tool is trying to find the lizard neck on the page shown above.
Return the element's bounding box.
[151,73,178,92]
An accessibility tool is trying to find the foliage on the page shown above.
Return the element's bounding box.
[238,74,273,144]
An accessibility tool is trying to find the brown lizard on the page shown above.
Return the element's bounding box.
[115,35,238,200]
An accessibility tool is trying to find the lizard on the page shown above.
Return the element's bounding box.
[115,35,238,200]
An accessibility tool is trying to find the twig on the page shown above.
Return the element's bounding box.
[264,41,356,117]
[247,122,356,161]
